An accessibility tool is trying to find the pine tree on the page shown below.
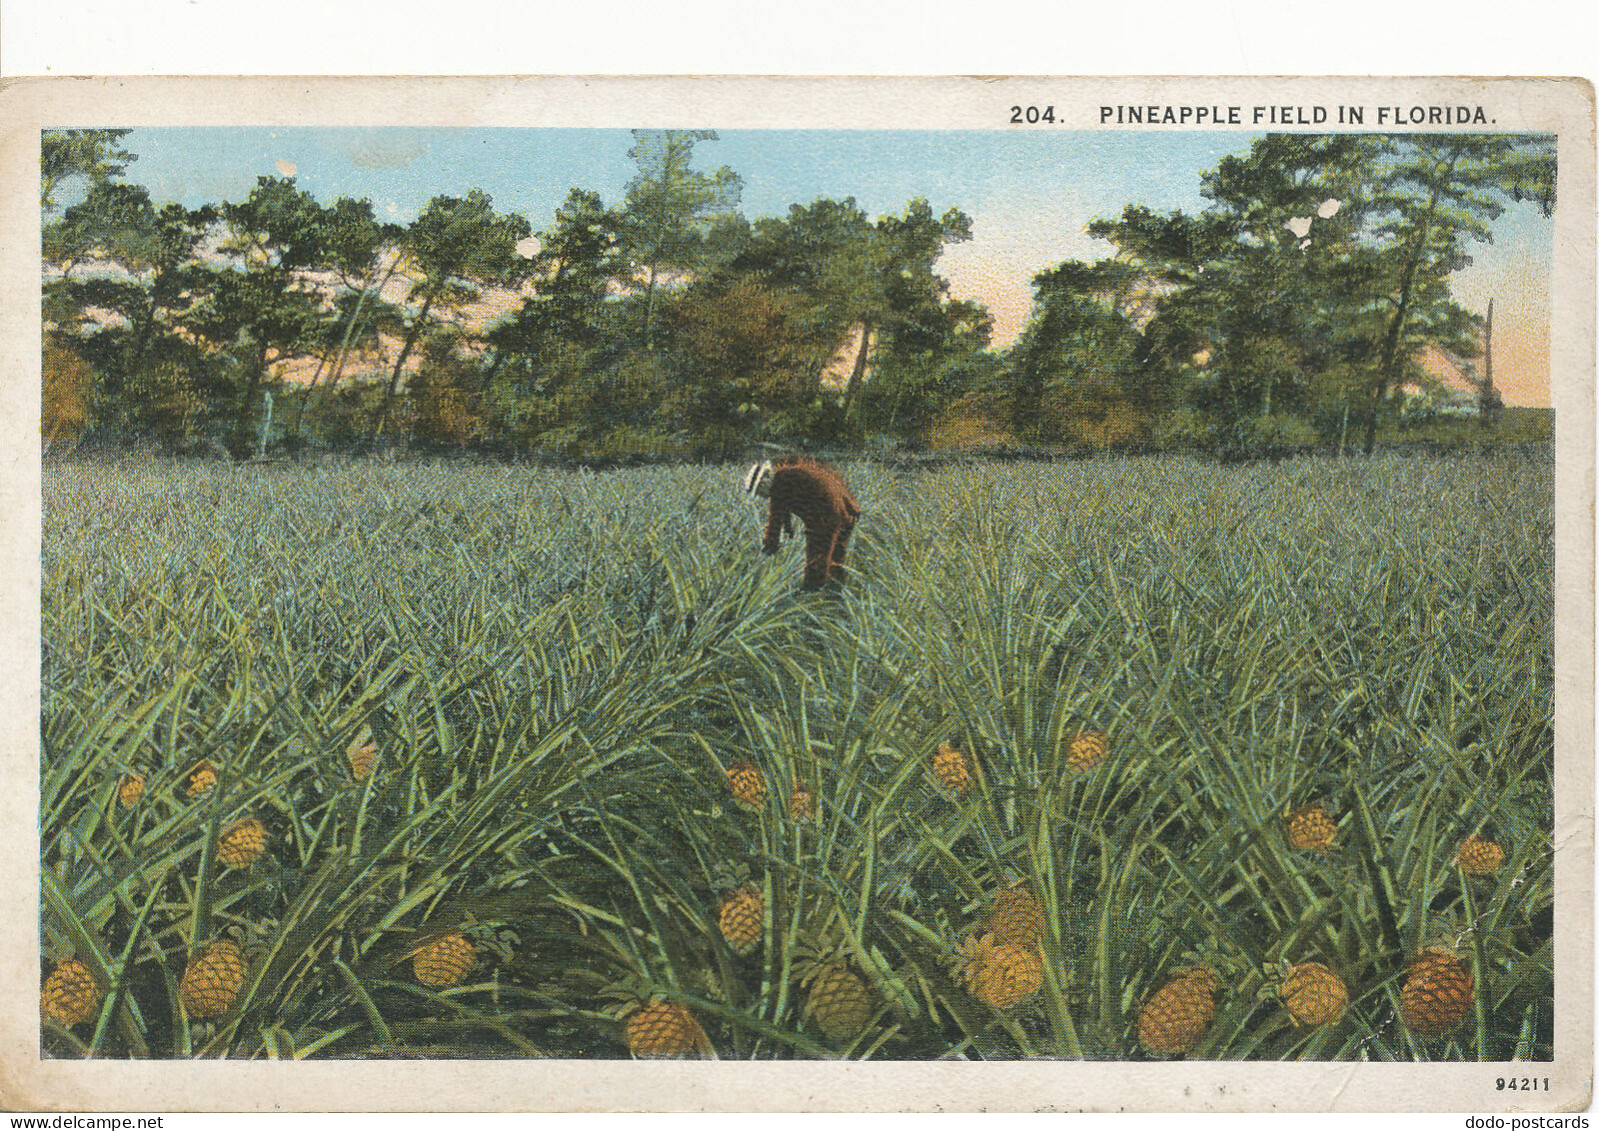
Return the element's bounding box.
[619,130,743,350]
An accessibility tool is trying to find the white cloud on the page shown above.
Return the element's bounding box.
[344,136,426,170]
[275,159,297,178]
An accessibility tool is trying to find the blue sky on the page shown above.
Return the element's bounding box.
[120,127,1255,227]
[107,127,1556,404]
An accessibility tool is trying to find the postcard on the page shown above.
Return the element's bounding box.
[0,74,1592,1113]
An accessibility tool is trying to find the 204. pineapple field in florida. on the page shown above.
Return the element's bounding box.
[40,453,1554,1061]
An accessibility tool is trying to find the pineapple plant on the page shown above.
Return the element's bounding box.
[931,742,974,796]
[1452,832,1505,876]
[411,932,477,987]
[1279,961,1348,1027]
[1400,947,1475,1037]
[788,778,815,822]
[41,957,101,1028]
[690,966,729,1005]
[725,760,768,812]
[347,729,379,781]
[621,998,709,1058]
[982,883,1045,949]
[1285,801,1339,853]
[958,933,1044,1011]
[216,815,268,870]
[1137,968,1219,1056]
[180,938,249,1019]
[716,884,765,956]
[183,758,218,800]
[116,771,146,810]
[794,939,875,1042]
[1064,728,1108,775]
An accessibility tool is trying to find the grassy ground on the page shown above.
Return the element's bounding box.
[40,453,1554,1061]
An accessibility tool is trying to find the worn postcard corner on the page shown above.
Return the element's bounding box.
[0,74,1592,1114]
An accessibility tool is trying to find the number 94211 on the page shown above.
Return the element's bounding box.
[1497,1077,1550,1091]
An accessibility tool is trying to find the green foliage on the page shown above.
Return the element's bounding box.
[40,130,1553,463]
[724,196,976,426]
[409,336,483,450]
[1087,134,1554,456]
[857,298,997,441]
[661,277,818,430]
[1377,407,1554,452]
[42,341,94,449]
[514,188,624,352]
[1212,413,1321,462]
[620,131,744,349]
[42,182,218,443]
[372,191,533,442]
[183,178,349,456]
[42,454,1553,1060]
[41,129,136,215]
[1352,135,1536,453]
[1009,260,1149,445]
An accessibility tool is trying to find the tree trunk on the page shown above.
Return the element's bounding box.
[104,275,164,406]
[1362,250,1420,456]
[1010,309,1059,440]
[229,342,269,458]
[805,330,846,400]
[122,296,161,397]
[372,293,434,441]
[1479,297,1501,423]
[1012,356,1044,441]
[300,257,398,441]
[840,321,872,419]
[477,349,505,437]
[1361,155,1455,455]
[640,261,659,349]
[286,349,332,442]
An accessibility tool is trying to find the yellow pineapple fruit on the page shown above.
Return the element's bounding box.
[725,760,767,812]
[789,779,815,823]
[411,933,476,987]
[347,733,379,781]
[1065,729,1108,775]
[216,816,268,870]
[117,771,146,810]
[41,958,101,1028]
[184,759,218,800]
[1286,802,1339,853]
[1452,833,1505,876]
[1400,947,1474,1036]
[716,884,765,956]
[931,742,974,796]
[1137,968,1219,1056]
[622,999,707,1058]
[180,939,249,1019]
[959,933,1044,1011]
[983,883,1045,949]
[802,959,874,1042]
[1280,961,1348,1027]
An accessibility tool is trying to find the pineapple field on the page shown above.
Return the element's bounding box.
[40,452,1555,1061]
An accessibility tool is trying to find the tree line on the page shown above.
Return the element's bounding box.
[41,129,1554,461]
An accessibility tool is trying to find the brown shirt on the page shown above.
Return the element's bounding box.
[763,457,861,552]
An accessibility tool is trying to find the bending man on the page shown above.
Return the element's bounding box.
[743,456,862,591]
